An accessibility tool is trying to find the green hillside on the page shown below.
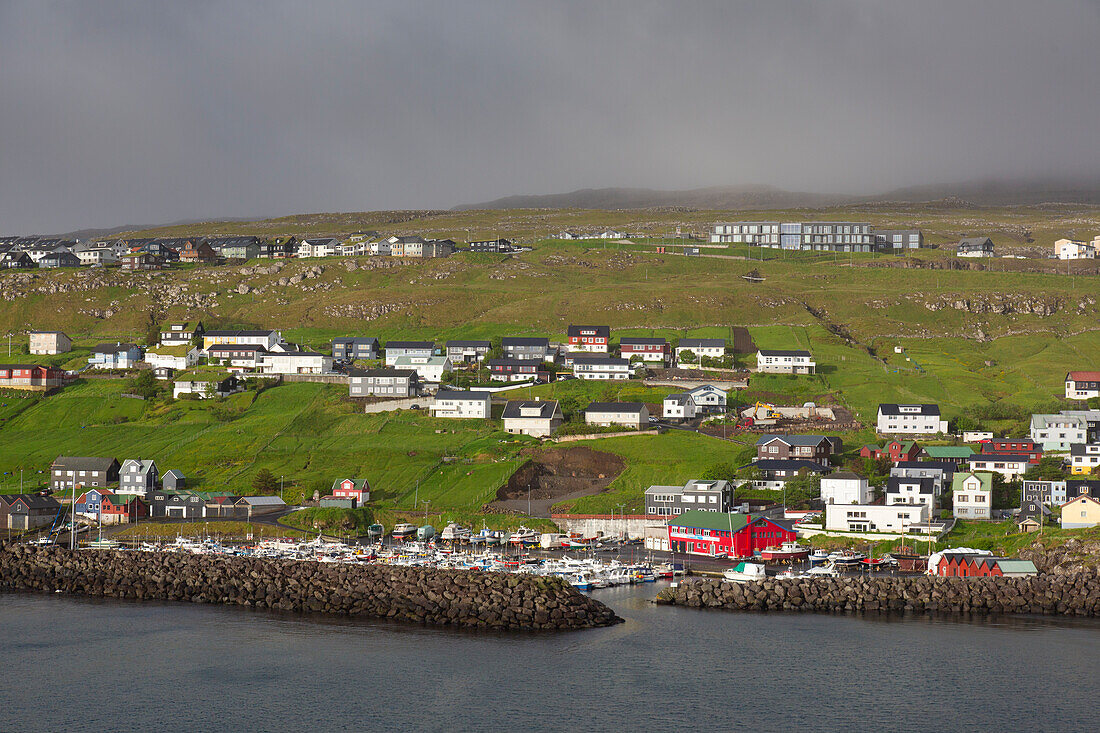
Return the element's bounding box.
[3,206,1100,521]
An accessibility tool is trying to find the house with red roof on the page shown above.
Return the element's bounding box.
[1066,371,1100,400]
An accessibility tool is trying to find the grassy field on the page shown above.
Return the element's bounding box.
[114,521,306,541]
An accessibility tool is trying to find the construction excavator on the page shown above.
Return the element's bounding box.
[744,401,783,421]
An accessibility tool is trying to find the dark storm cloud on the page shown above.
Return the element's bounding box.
[1,0,1099,233]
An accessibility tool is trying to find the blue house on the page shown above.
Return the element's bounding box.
[75,488,108,519]
[88,343,143,369]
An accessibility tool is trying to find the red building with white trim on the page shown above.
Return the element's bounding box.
[666,510,797,558]
[567,325,610,353]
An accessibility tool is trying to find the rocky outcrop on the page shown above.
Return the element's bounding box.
[0,545,622,631]
[656,571,1100,617]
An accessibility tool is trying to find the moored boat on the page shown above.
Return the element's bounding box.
[392,523,417,541]
[722,561,767,583]
[417,525,436,541]
[759,541,810,562]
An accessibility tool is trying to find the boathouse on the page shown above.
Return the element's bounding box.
[666,510,797,558]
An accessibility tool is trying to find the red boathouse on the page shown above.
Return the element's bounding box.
[666,510,797,558]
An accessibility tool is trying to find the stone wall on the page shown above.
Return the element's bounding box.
[0,545,622,631]
[656,572,1100,617]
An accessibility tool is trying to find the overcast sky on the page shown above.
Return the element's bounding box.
[3,0,1100,233]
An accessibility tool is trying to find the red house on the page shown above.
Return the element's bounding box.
[859,440,921,463]
[331,478,371,504]
[99,494,148,524]
[619,337,669,363]
[666,510,797,558]
[0,364,66,391]
[980,439,1042,464]
[567,325,610,353]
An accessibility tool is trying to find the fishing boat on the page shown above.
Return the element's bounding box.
[654,562,684,579]
[722,561,767,583]
[805,563,839,577]
[759,541,810,562]
[828,551,866,568]
[775,568,810,580]
[509,526,539,545]
[440,523,471,542]
[417,525,436,541]
[366,523,384,540]
[569,572,594,591]
[392,523,417,541]
[808,549,830,564]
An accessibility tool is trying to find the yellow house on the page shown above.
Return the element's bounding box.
[1060,494,1100,529]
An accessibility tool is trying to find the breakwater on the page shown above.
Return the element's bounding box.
[0,545,622,631]
[656,572,1100,617]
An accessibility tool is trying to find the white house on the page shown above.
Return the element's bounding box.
[885,477,935,512]
[501,399,564,437]
[296,237,340,258]
[686,384,727,414]
[676,338,725,362]
[172,372,241,399]
[429,390,491,419]
[663,393,697,421]
[572,355,631,380]
[260,350,333,375]
[819,472,873,505]
[144,345,200,372]
[203,330,283,351]
[876,404,948,435]
[951,472,992,520]
[584,402,649,430]
[1030,413,1089,451]
[393,355,452,383]
[1055,238,1096,260]
[756,349,815,374]
[1065,371,1100,400]
[75,247,118,266]
[825,503,928,533]
[967,453,1030,479]
[369,240,392,256]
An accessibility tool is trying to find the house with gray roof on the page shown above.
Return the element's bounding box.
[756,349,815,374]
[119,459,159,498]
[348,367,420,397]
[430,390,491,419]
[161,469,186,491]
[501,400,563,437]
[584,401,649,429]
[51,456,120,492]
[502,337,550,361]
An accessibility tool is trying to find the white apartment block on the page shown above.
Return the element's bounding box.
[876,404,948,435]
[825,503,928,533]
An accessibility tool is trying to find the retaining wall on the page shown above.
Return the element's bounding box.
[0,545,622,631]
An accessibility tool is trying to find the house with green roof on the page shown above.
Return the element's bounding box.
[951,471,992,520]
[859,439,921,463]
[922,445,975,465]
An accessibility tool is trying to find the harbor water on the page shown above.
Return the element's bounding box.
[2,583,1098,732]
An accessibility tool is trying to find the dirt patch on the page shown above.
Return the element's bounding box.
[489,446,625,516]
[730,326,756,354]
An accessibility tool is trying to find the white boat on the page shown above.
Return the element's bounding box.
[808,549,830,564]
[805,563,840,577]
[722,561,767,583]
[440,523,470,542]
[392,523,417,540]
[509,526,539,545]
